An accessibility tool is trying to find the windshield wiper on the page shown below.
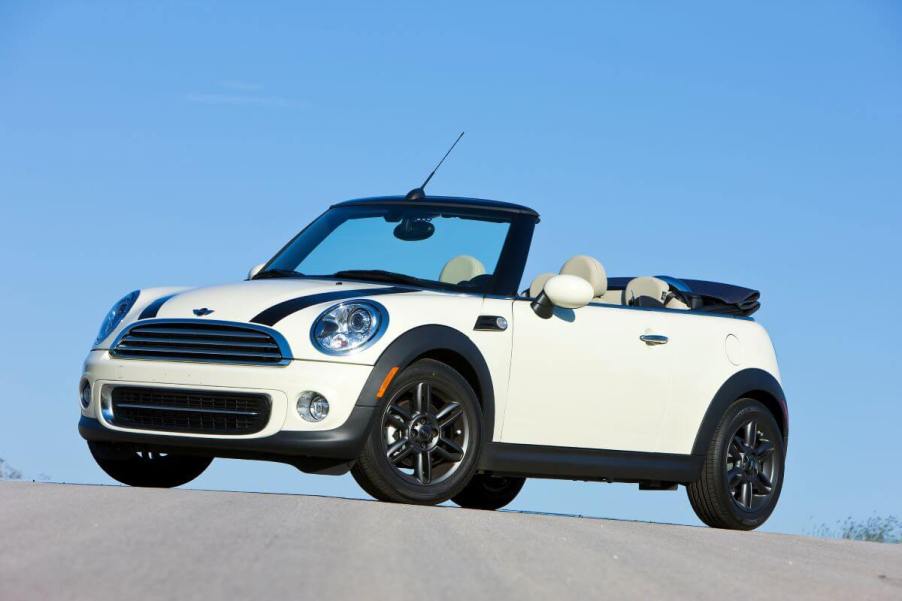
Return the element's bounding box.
[330,270,430,288]
[254,268,305,279]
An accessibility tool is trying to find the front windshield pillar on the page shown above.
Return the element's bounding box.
[491,216,535,296]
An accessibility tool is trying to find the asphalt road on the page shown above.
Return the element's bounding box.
[1,482,899,600]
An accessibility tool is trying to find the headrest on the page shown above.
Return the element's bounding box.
[439,255,486,285]
[560,255,607,297]
[624,276,668,307]
[528,272,555,297]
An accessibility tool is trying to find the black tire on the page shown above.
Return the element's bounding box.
[687,398,785,530]
[452,474,525,510]
[352,359,483,505]
[88,441,212,488]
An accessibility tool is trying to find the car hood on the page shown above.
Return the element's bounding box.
[104,277,484,364]
[152,279,393,324]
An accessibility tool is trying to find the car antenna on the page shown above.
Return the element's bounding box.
[405,131,465,201]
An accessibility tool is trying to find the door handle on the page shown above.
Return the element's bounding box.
[640,334,669,346]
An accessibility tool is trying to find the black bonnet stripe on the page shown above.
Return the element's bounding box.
[250,286,416,326]
[138,293,179,320]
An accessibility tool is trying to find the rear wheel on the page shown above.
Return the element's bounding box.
[88,441,212,488]
[452,474,525,510]
[352,359,483,505]
[687,398,785,530]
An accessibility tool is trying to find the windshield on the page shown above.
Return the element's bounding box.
[261,205,522,293]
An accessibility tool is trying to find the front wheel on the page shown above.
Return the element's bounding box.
[352,359,483,505]
[687,398,785,530]
[88,441,212,488]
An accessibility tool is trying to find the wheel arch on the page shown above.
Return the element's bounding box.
[691,368,788,456]
[354,325,495,436]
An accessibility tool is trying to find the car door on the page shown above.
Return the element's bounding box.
[500,301,673,453]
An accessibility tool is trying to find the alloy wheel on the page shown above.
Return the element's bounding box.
[381,380,470,486]
[725,418,779,512]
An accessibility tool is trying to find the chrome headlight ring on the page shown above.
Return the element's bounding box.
[310,300,388,356]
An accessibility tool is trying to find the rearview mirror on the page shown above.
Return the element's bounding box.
[393,218,435,242]
[247,263,266,280]
[531,274,594,319]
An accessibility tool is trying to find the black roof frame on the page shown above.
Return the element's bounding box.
[333,195,540,220]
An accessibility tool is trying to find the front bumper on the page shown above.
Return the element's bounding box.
[79,407,374,463]
[78,350,378,467]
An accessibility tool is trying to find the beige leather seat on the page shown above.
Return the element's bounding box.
[439,255,486,285]
[560,255,607,298]
[623,276,690,310]
[528,255,608,300]
[528,272,555,297]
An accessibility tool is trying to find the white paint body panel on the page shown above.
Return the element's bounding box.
[502,301,778,454]
[84,282,781,456]
[503,302,673,451]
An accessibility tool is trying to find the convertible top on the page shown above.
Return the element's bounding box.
[607,276,761,317]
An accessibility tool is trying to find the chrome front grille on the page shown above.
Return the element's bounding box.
[109,386,271,435]
[110,319,290,365]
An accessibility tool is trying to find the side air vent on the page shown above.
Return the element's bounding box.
[111,320,290,365]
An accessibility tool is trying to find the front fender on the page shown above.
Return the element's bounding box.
[353,325,495,436]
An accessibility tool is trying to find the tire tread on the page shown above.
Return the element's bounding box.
[351,359,483,505]
[686,399,784,530]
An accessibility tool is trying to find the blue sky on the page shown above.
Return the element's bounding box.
[1,1,900,534]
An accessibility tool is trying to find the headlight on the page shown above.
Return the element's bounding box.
[94,290,140,346]
[310,300,387,355]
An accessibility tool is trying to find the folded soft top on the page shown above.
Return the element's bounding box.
[607,276,761,317]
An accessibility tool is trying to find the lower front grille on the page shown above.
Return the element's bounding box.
[110,387,271,435]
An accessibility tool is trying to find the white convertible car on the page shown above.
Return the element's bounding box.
[79,191,787,530]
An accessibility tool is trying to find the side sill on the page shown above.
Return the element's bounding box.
[478,442,703,484]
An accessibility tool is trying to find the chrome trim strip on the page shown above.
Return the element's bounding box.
[113,402,262,417]
[100,384,114,423]
[121,335,279,349]
[110,319,293,365]
[124,326,272,339]
[114,345,282,359]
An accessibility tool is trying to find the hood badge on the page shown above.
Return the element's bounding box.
[193,308,215,317]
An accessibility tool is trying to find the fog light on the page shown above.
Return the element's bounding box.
[80,381,92,408]
[297,391,329,422]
